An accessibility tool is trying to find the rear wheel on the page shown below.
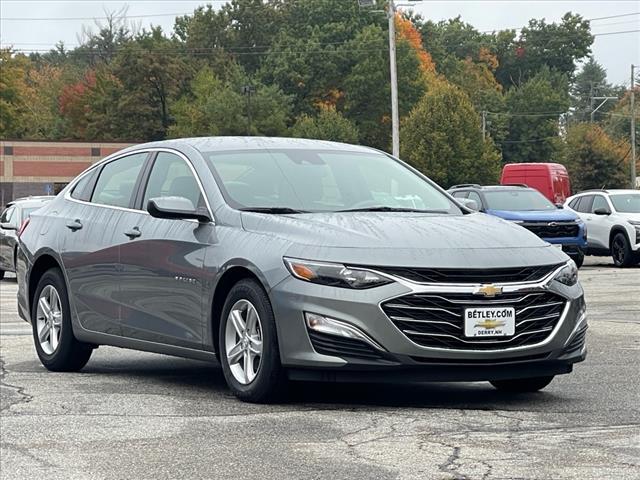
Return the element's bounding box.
[490,375,554,393]
[0,269,4,280]
[32,268,93,371]
[611,233,635,267]
[219,279,287,403]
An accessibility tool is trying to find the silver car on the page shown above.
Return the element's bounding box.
[0,196,53,279]
[17,137,587,402]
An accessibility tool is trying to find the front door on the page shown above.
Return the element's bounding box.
[117,151,214,349]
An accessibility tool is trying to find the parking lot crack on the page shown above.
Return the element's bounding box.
[0,356,33,412]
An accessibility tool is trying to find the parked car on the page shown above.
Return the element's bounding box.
[448,184,587,267]
[501,163,571,205]
[565,189,640,267]
[0,196,53,279]
[17,138,587,402]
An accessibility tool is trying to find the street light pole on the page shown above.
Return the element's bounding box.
[387,0,400,157]
[631,64,636,189]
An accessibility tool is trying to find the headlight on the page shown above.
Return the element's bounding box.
[284,257,393,289]
[509,220,524,224]
[628,220,640,228]
[553,261,578,286]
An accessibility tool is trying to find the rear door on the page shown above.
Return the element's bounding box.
[117,151,214,349]
[61,152,149,335]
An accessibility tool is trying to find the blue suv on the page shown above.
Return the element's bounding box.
[449,184,587,267]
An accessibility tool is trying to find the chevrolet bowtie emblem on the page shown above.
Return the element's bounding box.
[474,284,503,297]
[475,319,506,329]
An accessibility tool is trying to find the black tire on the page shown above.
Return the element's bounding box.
[569,251,584,268]
[490,375,554,393]
[0,269,4,280]
[31,268,93,372]
[218,279,288,403]
[611,233,634,267]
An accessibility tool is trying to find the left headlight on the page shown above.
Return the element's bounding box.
[284,257,394,289]
[553,261,579,286]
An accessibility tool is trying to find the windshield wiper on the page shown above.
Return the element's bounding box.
[337,206,449,213]
[239,207,309,214]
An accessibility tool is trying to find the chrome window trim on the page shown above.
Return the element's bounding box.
[63,147,215,224]
[375,262,573,354]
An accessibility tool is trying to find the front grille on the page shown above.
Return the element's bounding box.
[382,291,566,350]
[521,222,579,238]
[308,330,384,360]
[374,264,561,284]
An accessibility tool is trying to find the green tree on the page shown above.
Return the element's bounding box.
[502,68,570,163]
[291,107,359,143]
[169,65,291,137]
[0,50,30,138]
[570,58,622,122]
[559,123,629,190]
[401,79,501,187]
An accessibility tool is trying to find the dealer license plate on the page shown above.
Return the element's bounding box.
[464,307,515,337]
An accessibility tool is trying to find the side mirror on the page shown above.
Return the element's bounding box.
[460,198,479,211]
[147,197,211,223]
[556,203,564,209]
[0,222,16,230]
[593,207,611,216]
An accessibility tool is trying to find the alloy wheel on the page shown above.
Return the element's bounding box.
[613,237,625,264]
[36,285,62,355]
[225,299,263,385]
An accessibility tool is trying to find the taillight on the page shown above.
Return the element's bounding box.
[17,218,30,238]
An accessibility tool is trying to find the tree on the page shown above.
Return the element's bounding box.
[0,50,30,138]
[291,107,359,143]
[401,79,501,187]
[560,123,629,190]
[169,65,291,138]
[570,58,621,122]
[502,68,570,163]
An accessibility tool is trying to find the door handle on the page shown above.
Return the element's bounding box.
[124,227,141,239]
[66,219,83,231]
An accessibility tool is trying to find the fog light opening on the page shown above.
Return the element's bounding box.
[304,312,385,351]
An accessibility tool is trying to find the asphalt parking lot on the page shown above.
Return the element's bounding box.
[1,257,639,480]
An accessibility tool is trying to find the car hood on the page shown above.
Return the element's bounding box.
[616,212,640,222]
[486,208,579,222]
[241,211,568,268]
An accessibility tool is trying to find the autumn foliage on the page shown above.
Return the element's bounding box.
[395,14,435,75]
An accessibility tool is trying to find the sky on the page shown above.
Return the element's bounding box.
[1,0,638,85]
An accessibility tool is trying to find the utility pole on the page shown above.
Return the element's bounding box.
[387,0,400,157]
[589,82,617,123]
[631,64,636,189]
[241,85,255,136]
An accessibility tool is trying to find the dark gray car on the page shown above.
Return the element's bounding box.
[0,196,53,279]
[16,137,587,402]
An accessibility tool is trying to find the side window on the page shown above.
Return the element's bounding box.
[576,195,594,213]
[591,195,608,213]
[91,153,147,208]
[452,191,468,199]
[466,191,483,207]
[568,198,580,210]
[142,152,205,210]
[0,207,16,224]
[70,169,98,201]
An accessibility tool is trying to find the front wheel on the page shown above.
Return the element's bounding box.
[490,376,554,393]
[32,268,93,371]
[569,251,584,268]
[611,233,635,267]
[219,279,287,403]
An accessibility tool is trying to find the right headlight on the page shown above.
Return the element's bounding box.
[553,261,579,286]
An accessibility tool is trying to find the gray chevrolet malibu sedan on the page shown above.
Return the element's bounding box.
[16,137,587,402]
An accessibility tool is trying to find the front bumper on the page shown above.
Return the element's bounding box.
[271,266,587,381]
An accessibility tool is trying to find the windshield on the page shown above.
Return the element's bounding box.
[610,194,640,213]
[484,189,556,211]
[203,149,460,214]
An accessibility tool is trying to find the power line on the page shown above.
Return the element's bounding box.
[588,12,640,22]
[592,29,640,37]
[496,136,560,144]
[486,111,566,118]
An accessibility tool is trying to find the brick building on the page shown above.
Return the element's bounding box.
[0,140,132,206]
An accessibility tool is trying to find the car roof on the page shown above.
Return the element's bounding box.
[117,136,378,156]
[449,185,533,192]
[572,189,638,196]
